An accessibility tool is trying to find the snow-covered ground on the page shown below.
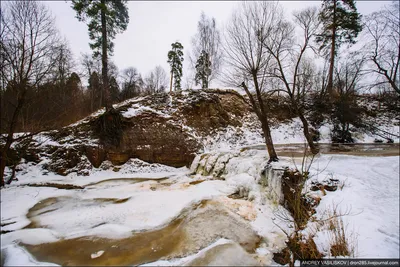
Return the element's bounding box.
[309,155,400,258]
[1,145,399,266]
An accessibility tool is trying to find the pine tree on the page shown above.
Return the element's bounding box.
[167,42,184,92]
[88,71,101,112]
[109,76,120,103]
[315,0,362,97]
[72,0,129,109]
[195,50,212,89]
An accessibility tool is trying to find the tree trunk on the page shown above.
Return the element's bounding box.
[205,56,209,89]
[90,90,94,112]
[261,118,279,162]
[170,71,173,93]
[6,165,17,185]
[241,78,278,162]
[0,150,7,187]
[298,112,319,155]
[288,92,319,155]
[252,73,278,162]
[326,0,337,97]
[101,0,110,110]
[204,78,208,89]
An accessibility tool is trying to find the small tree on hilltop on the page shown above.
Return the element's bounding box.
[190,12,223,89]
[120,67,143,100]
[145,66,168,94]
[167,42,184,92]
[195,50,212,89]
[315,0,362,97]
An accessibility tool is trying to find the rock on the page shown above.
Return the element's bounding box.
[273,247,290,265]
[85,146,106,168]
[310,178,339,192]
[107,152,130,165]
[90,250,104,259]
[108,112,202,167]
[190,152,234,177]
[99,161,114,170]
[183,242,260,266]
[47,147,82,176]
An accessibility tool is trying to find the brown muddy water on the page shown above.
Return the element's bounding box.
[22,199,261,266]
[243,143,400,157]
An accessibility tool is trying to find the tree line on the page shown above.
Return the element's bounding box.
[1,48,169,133]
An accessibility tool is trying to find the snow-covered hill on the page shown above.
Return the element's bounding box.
[3,89,398,180]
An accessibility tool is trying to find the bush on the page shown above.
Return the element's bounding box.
[281,169,311,229]
[330,92,364,143]
[287,233,323,260]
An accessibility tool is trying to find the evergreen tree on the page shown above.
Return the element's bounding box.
[167,42,184,92]
[195,50,212,89]
[65,72,84,123]
[88,71,102,111]
[315,0,362,96]
[66,72,82,103]
[109,76,120,103]
[71,0,129,109]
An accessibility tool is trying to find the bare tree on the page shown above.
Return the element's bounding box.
[331,52,366,143]
[183,72,195,90]
[190,12,223,89]
[144,66,168,94]
[80,52,101,80]
[334,52,366,96]
[80,53,118,82]
[261,7,320,154]
[0,1,61,186]
[363,1,399,94]
[223,1,280,162]
[50,40,75,86]
[120,67,143,100]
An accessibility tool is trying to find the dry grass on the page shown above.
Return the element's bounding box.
[287,233,324,261]
[338,178,349,191]
[325,210,357,257]
[329,215,350,256]
[280,169,311,229]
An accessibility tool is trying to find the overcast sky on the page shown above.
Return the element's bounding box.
[45,1,391,87]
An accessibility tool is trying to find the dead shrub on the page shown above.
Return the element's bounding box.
[273,247,291,265]
[329,214,353,257]
[288,234,324,260]
[281,169,312,229]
